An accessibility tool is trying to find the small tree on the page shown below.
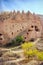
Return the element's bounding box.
[4,36,24,47]
[16,36,24,45]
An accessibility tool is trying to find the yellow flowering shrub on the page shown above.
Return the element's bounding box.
[21,42,43,60]
[36,52,43,60]
[21,42,34,49]
[25,49,34,56]
[33,49,38,54]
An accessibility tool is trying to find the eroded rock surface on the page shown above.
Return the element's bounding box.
[0,11,42,45]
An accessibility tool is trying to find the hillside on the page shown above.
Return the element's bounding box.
[0,11,43,45]
[0,11,43,65]
[38,15,43,37]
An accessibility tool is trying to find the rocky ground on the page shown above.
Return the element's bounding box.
[0,39,43,65]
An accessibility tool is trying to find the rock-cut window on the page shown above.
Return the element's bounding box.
[0,33,2,36]
[12,32,13,35]
[35,26,39,31]
[31,25,34,28]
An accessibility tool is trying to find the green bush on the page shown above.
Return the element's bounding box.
[16,36,24,44]
[4,36,24,47]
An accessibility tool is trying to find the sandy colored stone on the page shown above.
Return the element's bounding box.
[0,11,42,45]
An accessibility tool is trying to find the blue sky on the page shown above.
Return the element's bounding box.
[0,0,43,14]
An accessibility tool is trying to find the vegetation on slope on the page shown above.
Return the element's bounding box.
[21,42,43,60]
[4,36,24,48]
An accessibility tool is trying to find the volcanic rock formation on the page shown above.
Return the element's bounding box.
[0,10,42,45]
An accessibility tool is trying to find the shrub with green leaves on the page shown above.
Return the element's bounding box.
[16,36,24,44]
[4,36,24,47]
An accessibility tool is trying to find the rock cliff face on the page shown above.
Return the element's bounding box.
[38,15,43,38]
[0,11,42,45]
